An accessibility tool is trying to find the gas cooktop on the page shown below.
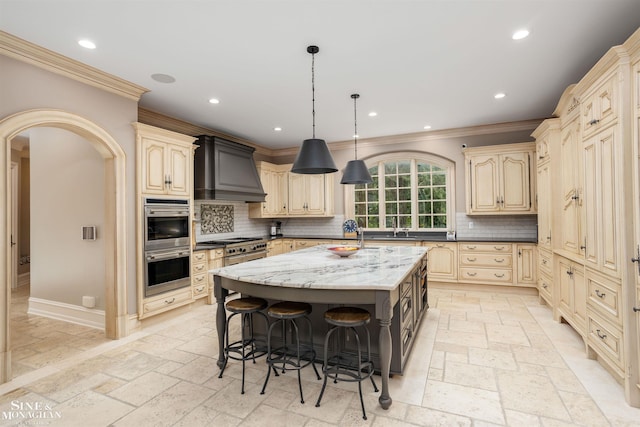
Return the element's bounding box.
[197,237,264,246]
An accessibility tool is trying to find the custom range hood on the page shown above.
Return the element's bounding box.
[194,135,266,202]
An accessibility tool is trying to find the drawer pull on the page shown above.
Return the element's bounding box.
[195,285,205,292]
[542,259,547,265]
[588,118,600,126]
[594,289,606,299]
[494,273,505,278]
[467,245,476,250]
[467,272,477,277]
[494,246,505,251]
[542,283,548,289]
[466,257,476,262]
[633,307,640,313]
[595,329,607,340]
[165,298,176,305]
[494,258,504,263]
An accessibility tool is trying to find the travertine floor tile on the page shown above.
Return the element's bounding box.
[497,371,570,421]
[422,380,504,425]
[468,347,517,371]
[443,360,497,391]
[108,371,180,406]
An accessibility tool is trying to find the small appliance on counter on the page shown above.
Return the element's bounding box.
[270,221,283,237]
[343,219,358,238]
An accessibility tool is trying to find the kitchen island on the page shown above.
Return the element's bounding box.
[211,244,428,410]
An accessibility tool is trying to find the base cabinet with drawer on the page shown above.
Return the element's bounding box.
[192,250,208,299]
[556,256,587,336]
[458,243,513,285]
[425,242,458,282]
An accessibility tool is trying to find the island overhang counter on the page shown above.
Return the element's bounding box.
[211,244,429,410]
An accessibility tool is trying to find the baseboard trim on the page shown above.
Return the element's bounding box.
[27,297,105,330]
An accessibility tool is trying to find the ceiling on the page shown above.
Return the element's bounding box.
[2,1,640,150]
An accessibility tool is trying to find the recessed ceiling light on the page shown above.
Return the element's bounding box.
[78,39,96,49]
[512,29,529,40]
[352,134,359,138]
[368,112,377,117]
[423,125,432,130]
[208,98,220,104]
[274,127,282,132]
[151,73,176,84]
[494,93,506,99]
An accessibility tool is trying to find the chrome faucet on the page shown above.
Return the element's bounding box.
[358,227,365,248]
[402,228,410,237]
[392,218,398,237]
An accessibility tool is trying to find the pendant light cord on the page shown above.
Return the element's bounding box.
[311,50,316,139]
[353,94,359,160]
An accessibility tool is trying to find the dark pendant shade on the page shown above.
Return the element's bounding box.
[291,138,338,174]
[340,159,373,184]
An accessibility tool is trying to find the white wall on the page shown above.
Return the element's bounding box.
[30,128,105,309]
[0,54,139,314]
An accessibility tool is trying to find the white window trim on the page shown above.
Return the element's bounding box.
[344,152,456,231]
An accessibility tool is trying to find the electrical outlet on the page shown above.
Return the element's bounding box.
[469,222,474,229]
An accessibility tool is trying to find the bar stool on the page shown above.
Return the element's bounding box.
[218,296,269,394]
[315,306,379,420]
[260,301,321,403]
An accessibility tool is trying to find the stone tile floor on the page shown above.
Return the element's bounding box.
[1,285,640,426]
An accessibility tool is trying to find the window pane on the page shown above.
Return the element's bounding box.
[384,162,396,174]
[433,201,446,213]
[433,215,447,228]
[386,203,397,214]
[355,204,366,215]
[417,173,431,186]
[399,202,411,214]
[385,176,397,187]
[419,201,431,214]
[433,187,446,200]
[432,173,446,185]
[368,204,379,215]
[385,189,397,201]
[356,217,366,228]
[398,161,410,173]
[399,216,411,228]
[367,190,379,202]
[399,188,411,200]
[367,217,379,228]
[419,216,432,228]
[418,187,432,200]
[385,217,396,228]
[369,175,379,189]
[417,163,430,173]
[399,175,411,187]
[355,191,366,203]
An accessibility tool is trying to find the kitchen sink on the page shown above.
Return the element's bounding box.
[367,236,417,240]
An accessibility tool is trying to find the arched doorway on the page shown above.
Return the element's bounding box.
[0,109,128,383]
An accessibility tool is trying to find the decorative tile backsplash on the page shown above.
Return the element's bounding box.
[200,204,234,234]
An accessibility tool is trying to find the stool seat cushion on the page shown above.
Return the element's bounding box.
[225,297,268,313]
[268,301,312,318]
[324,306,371,327]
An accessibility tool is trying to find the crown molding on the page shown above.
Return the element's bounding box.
[274,118,544,157]
[0,30,148,101]
[137,107,274,156]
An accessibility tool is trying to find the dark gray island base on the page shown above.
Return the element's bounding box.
[211,245,428,410]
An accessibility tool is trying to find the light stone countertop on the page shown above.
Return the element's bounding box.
[210,244,428,291]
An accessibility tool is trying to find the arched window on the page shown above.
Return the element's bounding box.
[345,153,455,231]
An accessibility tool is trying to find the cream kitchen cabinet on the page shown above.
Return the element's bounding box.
[537,247,554,307]
[458,243,513,285]
[266,239,283,257]
[248,162,289,218]
[557,256,587,337]
[464,142,536,215]
[249,161,335,218]
[424,242,457,282]
[532,119,559,251]
[191,250,208,299]
[134,122,196,197]
[288,174,329,216]
[205,247,225,304]
[516,244,536,287]
[581,72,618,139]
[559,116,584,256]
[292,239,331,251]
[583,126,622,278]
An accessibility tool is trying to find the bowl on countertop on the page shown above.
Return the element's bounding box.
[327,246,360,257]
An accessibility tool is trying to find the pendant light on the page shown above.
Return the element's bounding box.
[340,93,373,184]
[291,45,338,174]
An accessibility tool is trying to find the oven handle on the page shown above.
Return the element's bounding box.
[146,250,190,261]
[145,209,190,217]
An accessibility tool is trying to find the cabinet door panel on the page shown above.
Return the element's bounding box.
[470,155,500,212]
[167,145,190,196]
[501,152,531,211]
[583,139,598,267]
[305,175,326,214]
[599,129,619,276]
[142,140,167,194]
[560,120,582,254]
[537,162,552,248]
[288,173,307,214]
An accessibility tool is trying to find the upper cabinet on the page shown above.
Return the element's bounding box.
[464,142,536,215]
[249,161,335,218]
[134,123,196,197]
[532,119,560,250]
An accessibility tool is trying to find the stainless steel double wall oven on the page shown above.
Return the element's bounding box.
[144,198,191,297]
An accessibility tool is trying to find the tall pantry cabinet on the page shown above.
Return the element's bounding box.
[533,28,640,408]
